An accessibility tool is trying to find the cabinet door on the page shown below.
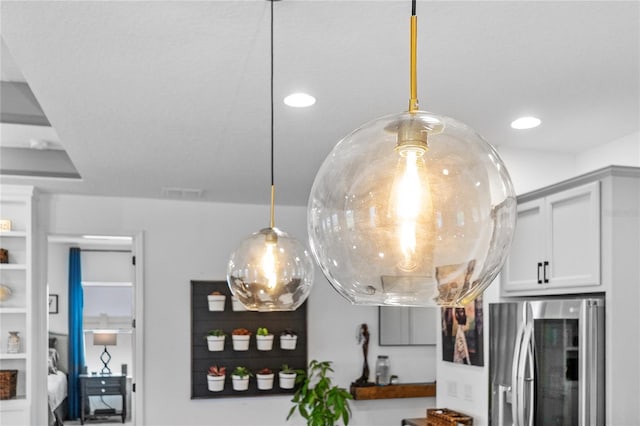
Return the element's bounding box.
[502,198,546,292]
[545,181,600,288]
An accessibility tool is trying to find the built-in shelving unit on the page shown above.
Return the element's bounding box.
[0,185,35,425]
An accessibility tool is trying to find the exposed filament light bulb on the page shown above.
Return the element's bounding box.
[395,148,425,271]
[262,240,278,289]
[262,231,278,290]
[390,120,433,273]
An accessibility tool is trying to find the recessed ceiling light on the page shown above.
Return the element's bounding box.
[511,116,541,130]
[283,93,316,108]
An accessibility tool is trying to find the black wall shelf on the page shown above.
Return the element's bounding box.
[190,280,307,399]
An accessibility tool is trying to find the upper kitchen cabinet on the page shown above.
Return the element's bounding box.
[502,166,639,297]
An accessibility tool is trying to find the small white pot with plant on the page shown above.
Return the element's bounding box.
[232,366,252,391]
[207,291,226,311]
[280,329,298,350]
[207,366,226,392]
[232,328,251,351]
[231,296,247,311]
[205,329,226,351]
[256,368,275,390]
[256,327,274,351]
[279,364,297,389]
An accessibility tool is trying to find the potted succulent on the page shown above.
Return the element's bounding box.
[205,329,226,351]
[279,364,297,390]
[232,328,251,351]
[231,296,246,311]
[231,366,252,391]
[287,360,353,426]
[256,327,274,351]
[207,291,226,311]
[206,365,226,392]
[280,328,298,350]
[256,367,275,390]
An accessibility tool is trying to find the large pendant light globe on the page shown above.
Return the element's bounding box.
[307,111,516,308]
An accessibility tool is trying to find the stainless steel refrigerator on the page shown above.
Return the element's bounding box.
[489,297,604,426]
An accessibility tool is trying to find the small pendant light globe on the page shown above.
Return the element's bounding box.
[307,110,517,307]
[227,227,314,311]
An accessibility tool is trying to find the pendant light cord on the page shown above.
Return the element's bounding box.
[269,0,276,229]
[409,0,419,112]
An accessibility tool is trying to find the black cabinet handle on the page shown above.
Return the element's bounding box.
[537,262,543,284]
[543,261,549,283]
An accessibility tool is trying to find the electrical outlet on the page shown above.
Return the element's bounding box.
[464,384,473,401]
[447,381,457,398]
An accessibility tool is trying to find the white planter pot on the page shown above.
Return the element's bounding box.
[207,294,226,311]
[206,335,225,351]
[256,335,274,351]
[207,375,225,392]
[279,372,296,389]
[280,335,298,350]
[232,375,250,391]
[231,297,246,311]
[232,335,250,351]
[256,373,275,390]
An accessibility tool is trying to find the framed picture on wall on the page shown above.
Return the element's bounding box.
[49,294,59,314]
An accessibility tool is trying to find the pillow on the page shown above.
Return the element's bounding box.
[48,348,59,374]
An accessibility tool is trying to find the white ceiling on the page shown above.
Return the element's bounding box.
[1,1,638,206]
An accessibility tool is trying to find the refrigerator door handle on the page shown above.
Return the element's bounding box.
[511,319,527,426]
[516,321,534,426]
[524,327,535,426]
[498,385,511,426]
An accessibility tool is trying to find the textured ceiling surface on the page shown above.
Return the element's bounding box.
[1,1,638,205]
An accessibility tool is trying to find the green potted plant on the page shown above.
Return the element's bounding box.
[231,366,253,391]
[287,360,353,426]
[280,328,298,350]
[256,367,275,390]
[231,328,251,351]
[231,295,247,311]
[205,329,226,351]
[256,327,274,351]
[207,290,226,311]
[279,364,297,389]
[206,365,226,392]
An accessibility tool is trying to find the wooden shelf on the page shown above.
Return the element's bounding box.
[0,264,26,271]
[0,353,27,360]
[0,231,27,238]
[350,382,436,400]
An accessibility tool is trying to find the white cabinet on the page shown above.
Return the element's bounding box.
[0,185,34,424]
[502,181,600,294]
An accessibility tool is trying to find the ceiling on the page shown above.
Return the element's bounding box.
[1,1,638,206]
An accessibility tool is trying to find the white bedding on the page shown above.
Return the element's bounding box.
[47,371,67,411]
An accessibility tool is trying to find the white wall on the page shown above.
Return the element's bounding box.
[38,193,437,425]
[576,131,640,174]
[496,147,576,195]
[47,242,71,333]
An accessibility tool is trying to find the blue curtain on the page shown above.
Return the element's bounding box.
[68,247,85,419]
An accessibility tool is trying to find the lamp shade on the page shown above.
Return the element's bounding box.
[93,332,117,346]
[227,227,314,311]
[307,110,516,307]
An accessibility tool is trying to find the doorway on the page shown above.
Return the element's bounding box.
[46,233,143,425]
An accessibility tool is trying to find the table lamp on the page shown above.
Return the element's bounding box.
[93,331,117,375]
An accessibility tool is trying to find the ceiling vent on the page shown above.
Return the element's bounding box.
[161,187,204,199]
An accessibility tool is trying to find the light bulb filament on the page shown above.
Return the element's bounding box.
[262,241,277,289]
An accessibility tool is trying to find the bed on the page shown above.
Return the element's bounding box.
[48,333,68,426]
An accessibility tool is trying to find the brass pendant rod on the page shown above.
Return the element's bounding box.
[269,0,276,229]
[409,0,419,112]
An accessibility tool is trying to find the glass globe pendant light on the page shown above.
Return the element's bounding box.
[227,0,314,311]
[307,0,517,307]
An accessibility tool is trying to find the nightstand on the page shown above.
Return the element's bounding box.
[79,374,126,424]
